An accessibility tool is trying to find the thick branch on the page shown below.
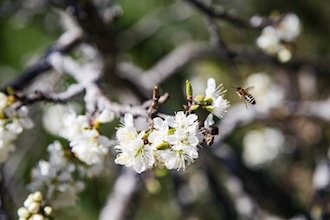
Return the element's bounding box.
[99,168,140,220]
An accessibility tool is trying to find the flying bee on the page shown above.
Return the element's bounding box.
[235,86,256,108]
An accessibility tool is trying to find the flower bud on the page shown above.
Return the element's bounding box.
[168,128,176,135]
[190,104,200,111]
[205,106,214,113]
[27,202,40,214]
[185,80,193,101]
[194,94,205,104]
[203,97,213,105]
[156,142,170,150]
[23,194,34,207]
[33,191,43,202]
[30,213,44,220]
[17,207,30,218]
[43,206,53,216]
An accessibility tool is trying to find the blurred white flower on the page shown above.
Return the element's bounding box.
[0,128,16,162]
[42,104,83,138]
[313,159,330,190]
[256,26,281,55]
[70,129,111,165]
[0,93,34,163]
[5,106,34,134]
[204,78,230,119]
[245,73,284,112]
[243,128,284,168]
[29,141,85,208]
[277,47,292,63]
[0,92,8,111]
[61,114,89,140]
[43,104,111,165]
[277,13,301,42]
[256,13,301,62]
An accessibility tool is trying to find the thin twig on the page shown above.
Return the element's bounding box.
[185,0,251,29]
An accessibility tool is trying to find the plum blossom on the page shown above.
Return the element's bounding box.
[148,117,170,148]
[162,112,202,170]
[43,104,112,165]
[204,78,230,119]
[167,111,199,132]
[95,108,115,124]
[70,129,112,165]
[115,115,155,173]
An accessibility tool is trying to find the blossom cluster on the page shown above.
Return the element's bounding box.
[0,92,33,162]
[115,78,230,173]
[29,141,85,208]
[254,13,301,62]
[17,191,52,220]
[43,105,114,165]
[115,112,202,173]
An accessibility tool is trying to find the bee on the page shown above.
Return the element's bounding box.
[235,86,256,108]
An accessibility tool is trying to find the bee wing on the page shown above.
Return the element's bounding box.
[245,86,255,91]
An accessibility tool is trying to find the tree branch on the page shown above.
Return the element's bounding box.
[99,168,141,220]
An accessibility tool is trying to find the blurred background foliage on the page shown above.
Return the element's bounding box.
[1,0,330,219]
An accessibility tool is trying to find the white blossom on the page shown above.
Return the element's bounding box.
[115,115,155,173]
[70,129,111,165]
[115,130,155,173]
[204,78,230,119]
[95,108,115,124]
[116,113,138,145]
[204,114,215,128]
[43,104,111,165]
[156,112,202,171]
[156,149,188,170]
[148,117,170,147]
[167,111,199,133]
[42,104,79,137]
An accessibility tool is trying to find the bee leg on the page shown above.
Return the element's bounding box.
[244,101,249,110]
